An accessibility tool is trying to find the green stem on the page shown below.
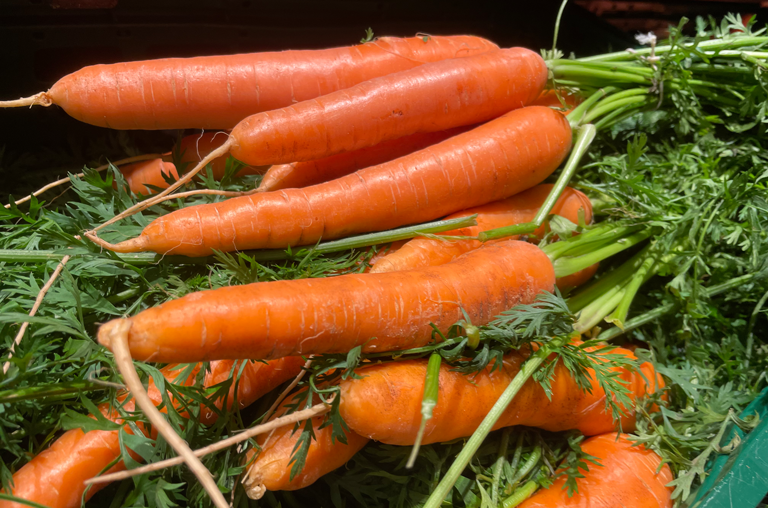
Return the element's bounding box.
[491,428,512,507]
[478,125,596,242]
[578,35,768,62]
[406,353,442,468]
[551,229,654,278]
[582,95,650,125]
[593,101,648,131]
[566,87,616,126]
[0,381,103,403]
[543,224,642,260]
[510,446,542,486]
[552,65,650,85]
[0,494,53,508]
[422,337,568,508]
[502,481,538,508]
[605,252,659,328]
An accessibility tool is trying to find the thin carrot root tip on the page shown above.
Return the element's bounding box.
[85,230,149,253]
[243,471,266,500]
[0,91,53,108]
[97,318,128,349]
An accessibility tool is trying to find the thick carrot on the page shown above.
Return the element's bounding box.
[254,89,579,194]
[119,158,179,195]
[97,240,555,363]
[106,106,571,256]
[2,36,499,130]
[1,359,303,508]
[519,433,673,508]
[256,126,472,193]
[226,47,546,166]
[368,184,592,274]
[338,346,663,445]
[242,391,369,499]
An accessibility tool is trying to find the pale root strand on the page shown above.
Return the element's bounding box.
[0,92,53,108]
[107,320,229,508]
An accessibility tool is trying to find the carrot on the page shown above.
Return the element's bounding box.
[119,158,179,195]
[242,391,369,499]
[338,346,663,445]
[256,126,472,193]
[368,184,592,274]
[97,240,555,363]
[1,359,303,508]
[101,106,571,256]
[1,36,499,130]
[172,132,266,181]
[518,433,673,508]
[255,87,580,194]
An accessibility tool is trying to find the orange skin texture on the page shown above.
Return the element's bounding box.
[257,126,472,192]
[200,356,305,424]
[46,36,499,130]
[98,240,555,363]
[243,392,368,496]
[369,184,592,274]
[253,88,577,194]
[229,48,547,166]
[338,346,664,445]
[119,158,179,195]
[519,433,673,508]
[114,106,572,256]
[2,359,303,508]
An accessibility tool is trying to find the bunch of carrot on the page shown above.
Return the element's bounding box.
[2,32,673,508]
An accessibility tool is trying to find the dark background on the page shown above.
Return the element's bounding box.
[1,0,766,196]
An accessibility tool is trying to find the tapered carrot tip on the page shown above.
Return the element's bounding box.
[86,231,150,253]
[0,91,53,108]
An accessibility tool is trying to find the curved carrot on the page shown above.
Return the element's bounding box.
[97,240,555,363]
[173,132,266,181]
[242,392,368,499]
[119,158,180,195]
[368,184,592,274]
[256,126,472,193]
[107,106,571,256]
[1,359,303,508]
[227,48,546,166]
[338,346,663,445]
[519,433,673,508]
[2,36,499,130]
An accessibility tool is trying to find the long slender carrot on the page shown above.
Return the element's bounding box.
[368,184,592,274]
[97,240,555,363]
[338,346,663,445]
[100,106,571,256]
[0,359,303,508]
[242,391,369,500]
[254,89,581,194]
[518,433,673,508]
[1,36,499,130]
[256,126,472,193]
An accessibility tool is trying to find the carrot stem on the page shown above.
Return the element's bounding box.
[478,124,596,242]
[582,95,650,125]
[577,35,768,62]
[422,336,569,508]
[0,493,52,508]
[406,353,441,469]
[551,228,654,277]
[0,380,103,403]
[491,428,512,506]
[0,92,52,108]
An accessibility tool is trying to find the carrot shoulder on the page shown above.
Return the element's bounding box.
[519,433,673,508]
[8,36,498,130]
[338,346,664,445]
[109,106,571,256]
[97,240,555,363]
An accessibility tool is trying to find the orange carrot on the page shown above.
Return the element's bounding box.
[1,359,303,508]
[256,126,472,193]
[226,48,546,167]
[254,88,579,194]
[173,132,266,181]
[338,346,663,445]
[242,391,368,499]
[519,433,673,508]
[105,106,571,256]
[368,184,592,274]
[119,158,179,195]
[1,36,499,130]
[97,240,555,363]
